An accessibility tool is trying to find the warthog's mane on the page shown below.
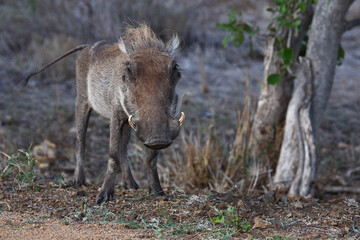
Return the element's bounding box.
[119,24,180,56]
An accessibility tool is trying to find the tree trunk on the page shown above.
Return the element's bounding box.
[249,5,314,184]
[249,37,293,178]
[307,0,354,137]
[273,0,355,196]
[273,58,316,197]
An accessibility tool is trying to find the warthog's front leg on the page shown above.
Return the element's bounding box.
[146,149,167,199]
[96,112,122,204]
[119,124,139,190]
[74,100,92,187]
[96,113,138,204]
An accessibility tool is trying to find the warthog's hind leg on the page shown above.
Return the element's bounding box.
[74,100,92,187]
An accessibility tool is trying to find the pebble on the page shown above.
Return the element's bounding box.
[293,201,303,209]
[280,195,288,203]
[263,191,276,203]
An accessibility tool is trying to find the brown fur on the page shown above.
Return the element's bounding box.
[25,25,183,203]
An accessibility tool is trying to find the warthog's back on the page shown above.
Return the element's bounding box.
[78,41,127,119]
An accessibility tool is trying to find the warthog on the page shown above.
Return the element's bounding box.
[24,25,185,203]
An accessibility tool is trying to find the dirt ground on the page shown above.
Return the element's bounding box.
[1,180,360,239]
[1,1,360,239]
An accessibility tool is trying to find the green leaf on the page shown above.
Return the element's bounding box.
[299,2,307,12]
[337,44,345,66]
[280,47,293,66]
[211,215,225,224]
[222,35,232,47]
[228,9,237,23]
[240,221,251,232]
[244,25,253,35]
[233,31,245,47]
[267,73,281,85]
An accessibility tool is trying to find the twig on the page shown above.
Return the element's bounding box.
[346,167,360,178]
[324,186,360,193]
[0,151,10,159]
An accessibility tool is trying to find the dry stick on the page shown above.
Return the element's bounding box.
[0,151,11,174]
[324,186,360,193]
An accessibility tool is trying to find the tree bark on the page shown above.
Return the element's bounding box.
[273,0,355,196]
[249,5,314,182]
[273,58,316,197]
[307,0,354,138]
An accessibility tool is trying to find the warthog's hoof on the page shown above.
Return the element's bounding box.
[96,190,114,204]
[124,178,139,190]
[73,179,86,188]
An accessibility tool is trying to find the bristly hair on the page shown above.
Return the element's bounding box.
[119,24,180,56]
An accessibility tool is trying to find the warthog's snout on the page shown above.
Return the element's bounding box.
[128,112,185,150]
[144,138,173,150]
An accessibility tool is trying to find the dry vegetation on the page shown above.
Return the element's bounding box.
[0,0,263,193]
[0,2,360,238]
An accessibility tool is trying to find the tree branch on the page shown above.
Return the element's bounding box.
[345,18,360,31]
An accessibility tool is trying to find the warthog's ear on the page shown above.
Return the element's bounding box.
[118,38,127,54]
[166,34,180,54]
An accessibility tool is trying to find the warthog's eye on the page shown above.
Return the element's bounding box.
[170,62,181,81]
[125,61,141,81]
[125,61,132,75]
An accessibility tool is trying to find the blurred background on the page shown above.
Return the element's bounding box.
[0,0,359,198]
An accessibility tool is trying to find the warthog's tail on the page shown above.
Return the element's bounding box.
[21,44,89,85]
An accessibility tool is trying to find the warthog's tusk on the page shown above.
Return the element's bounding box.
[179,112,185,126]
[128,115,136,130]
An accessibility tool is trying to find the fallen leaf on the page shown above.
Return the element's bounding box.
[252,217,266,229]
[237,199,245,208]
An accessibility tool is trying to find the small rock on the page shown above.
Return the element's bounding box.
[337,142,350,149]
[355,145,360,152]
[287,212,292,218]
[263,191,276,203]
[293,201,303,209]
[280,195,288,203]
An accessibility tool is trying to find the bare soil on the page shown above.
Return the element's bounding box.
[1,180,360,239]
[1,1,360,239]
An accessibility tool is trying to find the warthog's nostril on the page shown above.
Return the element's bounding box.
[144,139,173,150]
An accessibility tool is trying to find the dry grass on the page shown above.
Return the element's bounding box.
[1,0,358,196]
[158,74,254,193]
